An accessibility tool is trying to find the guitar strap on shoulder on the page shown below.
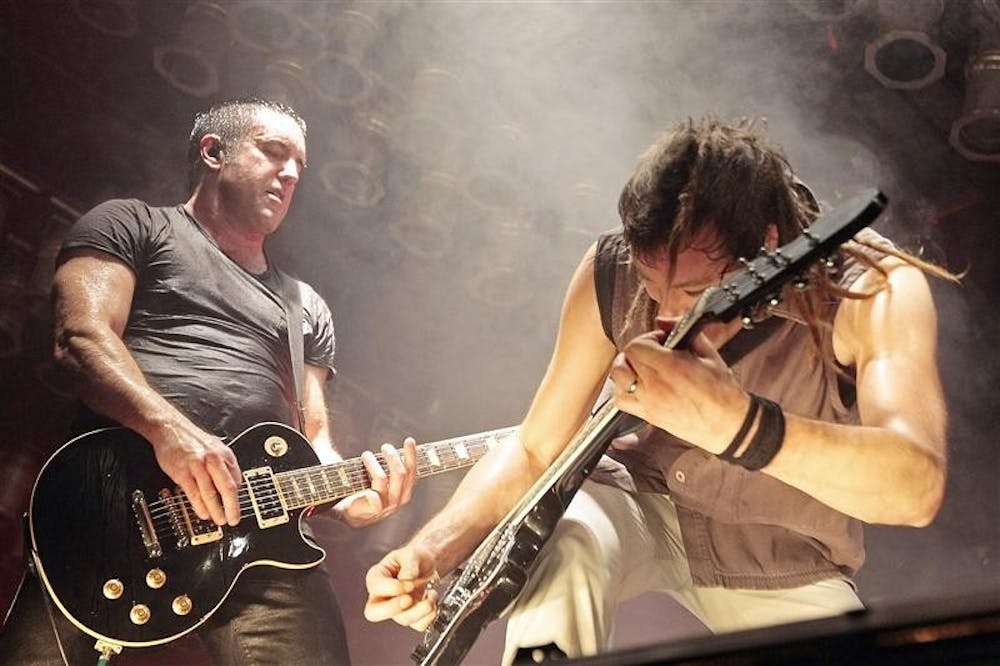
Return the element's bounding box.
[717,315,785,367]
[593,231,623,344]
[277,272,307,432]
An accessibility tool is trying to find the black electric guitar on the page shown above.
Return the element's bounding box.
[412,189,888,665]
[28,421,515,648]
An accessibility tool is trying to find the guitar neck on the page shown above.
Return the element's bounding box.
[275,426,516,511]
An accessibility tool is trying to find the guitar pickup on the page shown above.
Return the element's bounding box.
[244,467,289,529]
[160,488,222,548]
[188,518,223,545]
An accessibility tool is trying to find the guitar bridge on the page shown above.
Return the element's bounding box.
[244,467,289,529]
[131,490,162,559]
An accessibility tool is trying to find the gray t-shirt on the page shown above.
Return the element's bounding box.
[59,198,336,439]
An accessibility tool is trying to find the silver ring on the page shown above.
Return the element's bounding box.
[627,380,639,395]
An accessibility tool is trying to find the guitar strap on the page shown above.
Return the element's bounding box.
[277,272,307,432]
[717,314,785,367]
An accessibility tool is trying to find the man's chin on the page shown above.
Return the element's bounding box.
[258,208,287,233]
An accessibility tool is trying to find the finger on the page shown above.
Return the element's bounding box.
[624,335,678,376]
[191,465,227,526]
[175,473,209,522]
[365,556,416,597]
[361,450,388,495]
[688,329,724,363]
[609,353,638,395]
[395,546,429,581]
[400,438,418,504]
[205,453,241,526]
[364,594,413,622]
[366,575,414,598]
[409,608,438,633]
[391,593,438,628]
[380,443,405,511]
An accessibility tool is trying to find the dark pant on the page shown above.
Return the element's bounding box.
[0,563,350,665]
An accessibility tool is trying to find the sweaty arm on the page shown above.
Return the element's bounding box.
[52,249,242,526]
[763,259,948,526]
[364,243,617,629]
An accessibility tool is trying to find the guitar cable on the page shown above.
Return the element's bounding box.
[21,513,72,666]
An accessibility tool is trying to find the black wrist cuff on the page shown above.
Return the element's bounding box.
[718,394,785,471]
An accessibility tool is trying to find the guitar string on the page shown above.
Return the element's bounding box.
[141,442,496,532]
[142,441,494,519]
[139,427,514,525]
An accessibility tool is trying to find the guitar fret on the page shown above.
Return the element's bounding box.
[274,426,517,510]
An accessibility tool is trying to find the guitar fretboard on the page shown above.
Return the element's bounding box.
[275,427,516,510]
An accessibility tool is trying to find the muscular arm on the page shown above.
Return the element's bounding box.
[52,249,242,525]
[410,244,615,574]
[615,258,947,527]
[762,260,947,526]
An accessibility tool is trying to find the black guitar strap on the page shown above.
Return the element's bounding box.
[717,314,785,367]
[277,272,306,432]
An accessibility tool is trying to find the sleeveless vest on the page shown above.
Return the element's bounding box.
[592,227,892,589]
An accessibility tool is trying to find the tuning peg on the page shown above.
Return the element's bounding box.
[738,257,765,284]
[766,248,790,267]
[741,314,755,329]
[767,293,782,307]
[792,275,810,290]
[824,256,838,274]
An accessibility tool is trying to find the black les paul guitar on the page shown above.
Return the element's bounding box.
[28,421,515,648]
[412,189,887,666]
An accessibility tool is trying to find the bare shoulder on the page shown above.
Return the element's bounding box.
[832,256,938,368]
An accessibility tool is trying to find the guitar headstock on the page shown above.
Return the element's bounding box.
[666,188,887,350]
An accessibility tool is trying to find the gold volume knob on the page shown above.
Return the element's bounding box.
[129,604,151,625]
[264,436,288,457]
[146,568,166,589]
[172,595,193,616]
[102,579,124,600]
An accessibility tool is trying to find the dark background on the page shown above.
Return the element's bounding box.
[1,1,998,664]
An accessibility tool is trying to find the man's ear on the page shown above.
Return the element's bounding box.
[201,135,224,166]
[764,224,779,250]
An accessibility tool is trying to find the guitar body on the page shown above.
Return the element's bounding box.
[414,409,639,666]
[415,490,568,665]
[29,422,323,647]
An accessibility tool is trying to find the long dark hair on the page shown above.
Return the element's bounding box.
[616,116,958,370]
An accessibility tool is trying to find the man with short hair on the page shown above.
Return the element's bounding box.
[1,98,416,665]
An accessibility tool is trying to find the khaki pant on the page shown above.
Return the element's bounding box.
[503,481,864,664]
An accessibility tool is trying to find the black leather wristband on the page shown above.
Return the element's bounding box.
[733,395,785,471]
[719,394,760,463]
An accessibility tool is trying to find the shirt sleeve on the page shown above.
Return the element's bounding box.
[57,199,161,273]
[300,280,337,379]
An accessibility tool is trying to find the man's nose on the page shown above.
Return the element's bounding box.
[658,293,695,319]
[279,158,300,183]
